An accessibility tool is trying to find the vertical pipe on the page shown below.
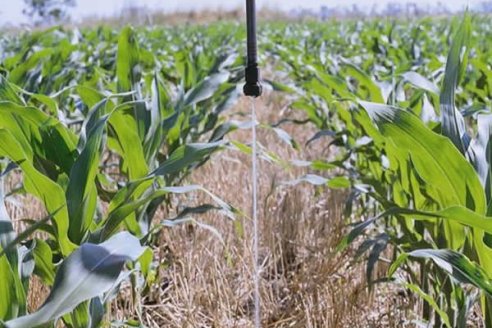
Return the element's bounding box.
[246,0,258,67]
[244,0,262,97]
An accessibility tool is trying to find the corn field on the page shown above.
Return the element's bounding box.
[2,13,492,328]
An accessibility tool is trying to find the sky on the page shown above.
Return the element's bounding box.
[0,0,480,26]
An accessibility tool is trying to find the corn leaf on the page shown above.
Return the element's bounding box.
[4,232,146,328]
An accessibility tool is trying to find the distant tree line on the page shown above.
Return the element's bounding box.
[19,0,492,26]
[293,1,492,20]
[23,0,76,25]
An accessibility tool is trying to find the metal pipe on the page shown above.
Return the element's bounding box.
[246,0,257,65]
[244,0,262,97]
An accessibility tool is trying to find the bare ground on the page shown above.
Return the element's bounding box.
[115,93,415,327]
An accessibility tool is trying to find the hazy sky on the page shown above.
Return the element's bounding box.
[0,0,479,25]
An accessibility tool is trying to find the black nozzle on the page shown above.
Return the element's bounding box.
[244,64,262,97]
[244,0,262,98]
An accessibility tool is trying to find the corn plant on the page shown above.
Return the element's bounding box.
[0,24,240,327]
[269,14,492,327]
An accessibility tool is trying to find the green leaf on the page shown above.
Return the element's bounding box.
[271,127,299,150]
[101,185,236,240]
[339,205,492,251]
[70,302,90,328]
[469,114,492,205]
[344,63,384,103]
[0,76,24,105]
[0,251,18,321]
[366,233,389,288]
[404,282,451,327]
[4,232,146,328]
[143,75,164,166]
[401,71,439,94]
[109,105,149,180]
[0,102,77,175]
[32,239,56,286]
[77,98,111,152]
[183,72,230,107]
[66,115,108,244]
[0,177,17,266]
[408,249,492,296]
[284,174,350,189]
[359,101,486,249]
[76,86,105,110]
[440,13,471,155]
[0,129,74,255]
[262,79,297,93]
[328,176,351,189]
[116,27,141,93]
[0,176,27,319]
[0,214,53,259]
[89,298,104,328]
[151,141,224,178]
[12,86,59,116]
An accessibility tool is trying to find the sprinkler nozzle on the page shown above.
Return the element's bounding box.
[244,65,262,97]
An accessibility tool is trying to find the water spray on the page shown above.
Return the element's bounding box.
[244,1,262,327]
